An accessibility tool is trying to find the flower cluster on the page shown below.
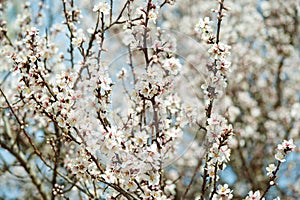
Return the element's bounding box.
[10,26,74,126]
[243,139,296,200]
[274,139,296,163]
[192,2,236,199]
[61,1,188,198]
[195,17,214,41]
[0,0,299,199]
[244,190,263,200]
[137,2,158,25]
[212,184,233,200]
[52,184,65,197]
[206,113,233,180]
[265,139,296,179]
[93,2,110,15]
[195,15,231,99]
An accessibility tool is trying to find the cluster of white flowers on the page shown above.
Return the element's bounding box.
[212,184,233,200]
[52,184,64,197]
[242,139,296,200]
[93,2,110,15]
[265,139,296,179]
[274,139,296,163]
[194,17,213,40]
[0,0,299,199]
[244,190,263,200]
[71,28,86,47]
[61,1,188,197]
[192,1,236,199]
[195,16,231,99]
[10,26,75,128]
[137,2,158,25]
[206,113,233,175]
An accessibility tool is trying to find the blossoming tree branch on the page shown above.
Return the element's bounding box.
[0,0,299,199]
